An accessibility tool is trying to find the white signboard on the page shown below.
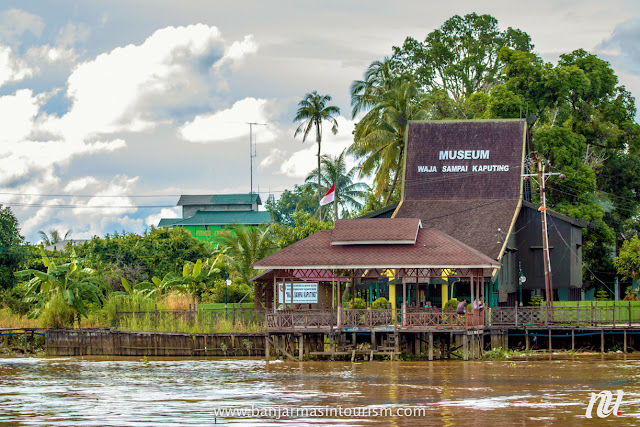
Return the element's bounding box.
[278,282,318,304]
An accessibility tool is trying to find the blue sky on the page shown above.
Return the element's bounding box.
[1,0,639,243]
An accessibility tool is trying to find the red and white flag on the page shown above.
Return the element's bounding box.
[320,183,335,206]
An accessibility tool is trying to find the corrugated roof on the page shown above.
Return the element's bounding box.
[176,193,261,206]
[210,194,261,205]
[158,218,182,227]
[176,195,216,206]
[252,227,500,270]
[331,218,421,245]
[169,210,271,226]
[392,199,520,260]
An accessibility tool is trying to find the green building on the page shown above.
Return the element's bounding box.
[158,194,271,245]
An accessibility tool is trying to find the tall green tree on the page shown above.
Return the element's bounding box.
[270,210,333,250]
[349,77,430,204]
[391,13,532,116]
[304,151,369,220]
[293,91,341,219]
[498,46,640,283]
[0,204,24,290]
[265,184,319,227]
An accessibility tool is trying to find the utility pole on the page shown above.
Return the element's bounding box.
[522,153,565,307]
[247,122,266,210]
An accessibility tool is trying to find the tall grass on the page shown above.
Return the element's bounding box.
[117,311,264,334]
[0,308,39,329]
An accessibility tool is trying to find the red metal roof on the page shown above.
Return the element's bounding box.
[252,227,500,270]
[330,218,421,245]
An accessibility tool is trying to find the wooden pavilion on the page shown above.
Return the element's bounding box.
[253,218,500,348]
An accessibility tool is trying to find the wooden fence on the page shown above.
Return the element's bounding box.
[490,302,640,327]
[265,308,485,330]
[45,329,266,357]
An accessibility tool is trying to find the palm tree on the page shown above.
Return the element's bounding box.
[216,225,273,285]
[349,58,398,118]
[304,151,370,220]
[293,91,340,219]
[38,229,71,246]
[349,77,430,204]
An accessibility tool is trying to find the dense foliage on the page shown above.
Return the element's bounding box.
[352,12,640,288]
[0,205,25,290]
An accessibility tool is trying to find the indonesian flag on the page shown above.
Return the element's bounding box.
[320,183,335,206]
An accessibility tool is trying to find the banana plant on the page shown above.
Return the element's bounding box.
[15,249,111,325]
[181,257,223,302]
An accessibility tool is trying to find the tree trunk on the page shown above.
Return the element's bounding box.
[317,138,322,219]
[384,144,404,205]
[334,182,338,220]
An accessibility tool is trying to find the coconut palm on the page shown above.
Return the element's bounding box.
[304,151,370,220]
[349,58,398,118]
[38,229,71,247]
[217,225,273,285]
[349,77,430,204]
[293,91,340,219]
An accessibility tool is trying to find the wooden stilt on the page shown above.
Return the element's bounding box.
[265,334,270,361]
[525,329,530,351]
[601,330,605,353]
[394,331,400,360]
[298,334,303,362]
[428,332,434,361]
[548,329,552,353]
[624,330,628,353]
[463,334,469,361]
[571,330,575,351]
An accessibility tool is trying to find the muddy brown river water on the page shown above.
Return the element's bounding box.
[1,354,639,426]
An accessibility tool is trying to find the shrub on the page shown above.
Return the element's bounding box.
[529,295,544,306]
[596,289,610,301]
[624,286,639,301]
[39,293,76,328]
[205,279,253,304]
[443,298,459,311]
[348,297,366,309]
[372,297,390,309]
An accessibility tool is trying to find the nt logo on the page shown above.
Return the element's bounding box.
[585,390,624,418]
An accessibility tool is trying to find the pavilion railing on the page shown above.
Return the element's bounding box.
[342,309,395,328]
[490,302,640,327]
[266,309,336,329]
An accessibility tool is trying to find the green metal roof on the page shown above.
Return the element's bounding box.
[158,218,182,227]
[176,193,261,206]
[163,210,271,226]
[210,193,261,205]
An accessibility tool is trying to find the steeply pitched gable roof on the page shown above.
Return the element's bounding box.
[252,226,500,270]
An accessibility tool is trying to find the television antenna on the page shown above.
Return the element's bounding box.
[247,122,267,210]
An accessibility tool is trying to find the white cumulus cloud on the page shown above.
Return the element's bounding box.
[179,97,278,143]
[0,45,33,87]
[0,9,44,47]
[279,116,356,178]
[145,207,181,227]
